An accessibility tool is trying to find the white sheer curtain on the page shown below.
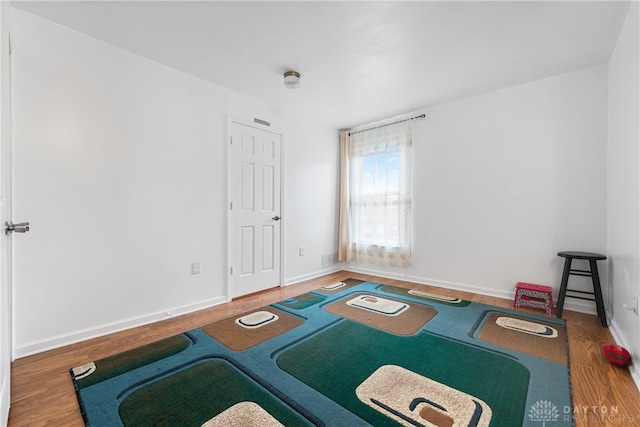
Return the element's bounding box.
[338,122,412,267]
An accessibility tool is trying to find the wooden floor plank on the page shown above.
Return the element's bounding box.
[8,271,640,426]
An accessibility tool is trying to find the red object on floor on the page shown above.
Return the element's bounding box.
[603,344,631,367]
[513,282,554,315]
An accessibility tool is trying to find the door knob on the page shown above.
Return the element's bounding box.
[272,216,281,221]
[5,221,30,235]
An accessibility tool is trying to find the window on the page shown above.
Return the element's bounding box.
[338,122,412,267]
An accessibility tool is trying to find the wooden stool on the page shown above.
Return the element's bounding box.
[556,251,607,327]
[514,282,554,315]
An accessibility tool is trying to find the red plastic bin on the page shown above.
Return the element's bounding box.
[603,344,631,367]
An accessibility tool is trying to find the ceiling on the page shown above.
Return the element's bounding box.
[11,1,631,130]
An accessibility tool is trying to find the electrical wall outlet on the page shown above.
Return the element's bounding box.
[299,247,305,257]
[191,262,200,275]
[623,296,638,315]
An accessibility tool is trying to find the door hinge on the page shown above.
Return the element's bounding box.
[230,137,233,145]
[230,267,233,275]
[230,201,233,210]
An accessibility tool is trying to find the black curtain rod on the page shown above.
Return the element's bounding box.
[348,113,426,136]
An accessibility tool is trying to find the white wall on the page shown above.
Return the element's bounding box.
[10,5,626,359]
[10,9,338,357]
[348,65,609,313]
[282,118,340,284]
[607,1,640,386]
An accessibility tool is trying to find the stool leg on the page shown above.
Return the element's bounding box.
[590,259,607,327]
[556,258,572,318]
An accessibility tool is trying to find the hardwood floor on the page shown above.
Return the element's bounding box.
[8,271,640,426]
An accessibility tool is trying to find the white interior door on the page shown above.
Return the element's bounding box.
[230,121,282,298]
[0,3,11,423]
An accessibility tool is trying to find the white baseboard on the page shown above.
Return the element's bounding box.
[14,296,228,359]
[344,265,513,300]
[343,265,599,315]
[284,265,344,287]
[608,318,640,391]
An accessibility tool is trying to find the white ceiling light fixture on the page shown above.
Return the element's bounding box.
[283,71,301,89]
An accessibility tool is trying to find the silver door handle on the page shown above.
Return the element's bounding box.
[272,216,281,221]
[5,221,30,235]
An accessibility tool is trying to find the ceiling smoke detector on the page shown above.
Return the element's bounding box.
[283,71,301,89]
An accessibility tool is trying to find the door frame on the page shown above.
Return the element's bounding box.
[226,116,284,300]
[0,2,11,423]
